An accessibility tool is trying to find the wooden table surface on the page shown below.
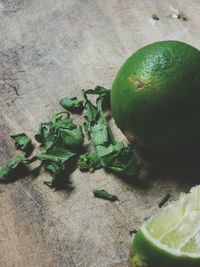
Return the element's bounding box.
[0,0,199,266]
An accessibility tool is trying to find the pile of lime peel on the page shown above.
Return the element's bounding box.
[131,185,200,267]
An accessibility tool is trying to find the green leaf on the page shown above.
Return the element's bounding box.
[95,143,124,167]
[82,94,99,124]
[82,87,140,177]
[60,97,84,113]
[43,180,54,188]
[59,127,84,149]
[85,85,110,98]
[93,189,119,202]
[51,112,75,130]
[96,144,140,176]
[10,133,32,153]
[34,122,54,148]
[94,85,110,97]
[158,193,171,208]
[34,112,83,188]
[129,229,137,236]
[38,146,75,175]
[0,156,36,183]
[85,86,110,108]
[82,89,114,143]
[37,145,76,188]
[78,153,102,172]
[35,113,84,150]
[107,146,140,176]
[90,124,108,146]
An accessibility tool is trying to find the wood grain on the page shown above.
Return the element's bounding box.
[0,0,199,266]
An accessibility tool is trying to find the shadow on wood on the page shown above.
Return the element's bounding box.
[137,141,200,188]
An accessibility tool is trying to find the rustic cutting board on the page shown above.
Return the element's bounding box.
[0,0,199,266]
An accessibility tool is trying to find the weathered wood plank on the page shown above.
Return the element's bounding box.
[0,0,198,266]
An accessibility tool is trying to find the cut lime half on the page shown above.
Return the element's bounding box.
[131,185,200,267]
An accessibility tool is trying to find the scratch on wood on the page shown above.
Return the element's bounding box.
[9,84,19,96]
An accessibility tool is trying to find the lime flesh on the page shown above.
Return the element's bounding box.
[131,185,200,267]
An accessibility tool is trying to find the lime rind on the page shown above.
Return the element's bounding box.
[131,229,200,267]
[131,254,147,267]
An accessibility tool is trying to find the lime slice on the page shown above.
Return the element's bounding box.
[130,185,200,267]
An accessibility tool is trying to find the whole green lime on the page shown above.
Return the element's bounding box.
[111,41,200,152]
